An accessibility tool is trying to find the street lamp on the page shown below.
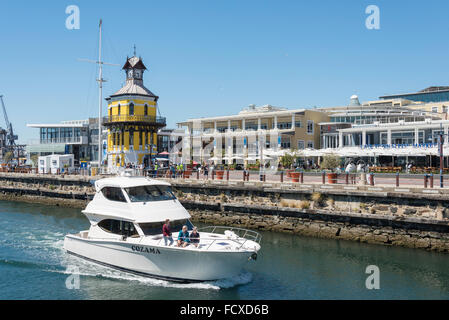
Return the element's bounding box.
[430,123,447,188]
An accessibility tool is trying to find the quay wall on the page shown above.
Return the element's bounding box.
[2,173,449,251]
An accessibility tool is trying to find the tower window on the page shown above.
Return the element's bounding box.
[129,103,134,116]
[129,130,134,146]
[118,104,121,115]
[144,104,148,116]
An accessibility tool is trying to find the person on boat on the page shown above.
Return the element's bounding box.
[177,225,190,247]
[162,219,173,246]
[190,227,200,248]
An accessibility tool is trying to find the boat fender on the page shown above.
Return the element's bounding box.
[250,253,257,261]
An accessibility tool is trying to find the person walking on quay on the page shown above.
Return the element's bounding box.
[162,219,174,246]
[170,163,176,178]
[204,164,209,180]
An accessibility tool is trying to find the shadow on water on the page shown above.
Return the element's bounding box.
[2,200,449,299]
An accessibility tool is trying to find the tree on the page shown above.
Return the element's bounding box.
[280,154,295,168]
[321,154,340,172]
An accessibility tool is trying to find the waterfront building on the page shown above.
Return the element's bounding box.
[319,95,442,149]
[26,118,106,165]
[103,55,166,170]
[380,86,449,104]
[177,104,329,165]
[333,119,449,167]
[157,128,176,153]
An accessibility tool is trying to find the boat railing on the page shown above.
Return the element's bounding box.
[197,226,262,250]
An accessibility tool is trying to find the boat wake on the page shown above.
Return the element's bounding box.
[57,254,253,290]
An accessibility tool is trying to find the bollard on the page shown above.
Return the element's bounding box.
[322,171,326,184]
[263,174,266,182]
[396,171,399,187]
[212,170,215,180]
[280,171,284,183]
[197,170,199,179]
[430,173,434,189]
[345,173,349,185]
[424,174,428,188]
[227,170,230,181]
[300,171,304,184]
[243,171,246,181]
[370,173,375,186]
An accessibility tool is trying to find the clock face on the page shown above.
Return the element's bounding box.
[128,70,133,78]
[135,70,141,78]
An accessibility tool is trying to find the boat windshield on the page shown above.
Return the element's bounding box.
[125,185,176,202]
[139,219,193,236]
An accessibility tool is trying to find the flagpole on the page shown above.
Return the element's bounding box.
[97,19,103,169]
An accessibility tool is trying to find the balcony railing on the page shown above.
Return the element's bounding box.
[103,115,166,126]
[28,137,86,145]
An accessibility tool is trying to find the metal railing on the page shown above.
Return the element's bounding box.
[28,137,84,145]
[197,226,262,250]
[103,115,166,125]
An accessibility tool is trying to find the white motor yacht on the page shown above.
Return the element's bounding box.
[63,176,261,282]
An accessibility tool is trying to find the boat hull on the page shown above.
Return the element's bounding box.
[63,235,256,282]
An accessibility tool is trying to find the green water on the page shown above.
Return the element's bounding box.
[1,200,449,299]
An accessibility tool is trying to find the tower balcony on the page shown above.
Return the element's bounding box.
[103,115,166,128]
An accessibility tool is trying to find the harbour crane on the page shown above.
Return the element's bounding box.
[0,95,23,165]
[0,95,18,147]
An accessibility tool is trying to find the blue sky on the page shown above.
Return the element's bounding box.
[1,0,449,143]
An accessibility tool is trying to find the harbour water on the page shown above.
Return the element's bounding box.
[1,200,449,299]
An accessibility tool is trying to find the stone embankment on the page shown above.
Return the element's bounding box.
[2,173,449,252]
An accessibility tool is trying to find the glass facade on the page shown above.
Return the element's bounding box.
[380,131,424,145]
[380,91,449,103]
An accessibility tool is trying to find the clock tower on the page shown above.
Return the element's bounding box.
[123,56,146,82]
[104,53,166,171]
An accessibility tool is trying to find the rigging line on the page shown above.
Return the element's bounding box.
[85,61,97,118]
[103,29,121,64]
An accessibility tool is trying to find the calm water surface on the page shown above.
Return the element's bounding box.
[1,200,449,299]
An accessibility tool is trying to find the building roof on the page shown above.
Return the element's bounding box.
[109,80,158,98]
[380,86,449,100]
[177,105,325,125]
[122,56,147,70]
[108,55,158,100]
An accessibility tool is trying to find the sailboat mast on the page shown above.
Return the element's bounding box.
[97,19,103,168]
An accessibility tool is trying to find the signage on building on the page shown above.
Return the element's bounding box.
[361,143,438,149]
